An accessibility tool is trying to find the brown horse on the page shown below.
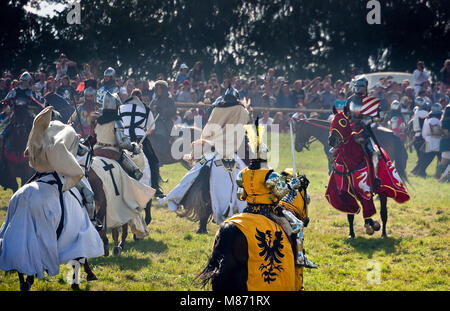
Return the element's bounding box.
[0,104,35,192]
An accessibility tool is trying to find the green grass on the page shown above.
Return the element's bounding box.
[0,133,448,291]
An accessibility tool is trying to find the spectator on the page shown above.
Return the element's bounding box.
[421,103,443,177]
[413,61,430,96]
[56,75,76,104]
[439,103,450,182]
[0,79,9,100]
[276,83,296,108]
[320,82,336,118]
[55,53,77,81]
[176,64,189,84]
[188,61,206,83]
[439,59,450,90]
[265,68,276,82]
[176,79,195,103]
[261,92,276,108]
[78,63,93,81]
[260,110,274,129]
[335,91,346,113]
[292,80,305,104]
[34,71,46,94]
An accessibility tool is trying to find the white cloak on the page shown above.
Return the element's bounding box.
[0,173,104,279]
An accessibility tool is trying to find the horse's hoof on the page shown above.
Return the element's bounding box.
[196,229,207,234]
[86,273,98,282]
[348,234,355,239]
[365,224,374,235]
[71,284,81,291]
[20,282,31,291]
[381,233,387,238]
[103,246,109,257]
[372,221,381,231]
[113,246,122,256]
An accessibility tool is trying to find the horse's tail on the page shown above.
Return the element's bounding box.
[197,222,247,290]
[393,135,410,186]
[177,161,212,222]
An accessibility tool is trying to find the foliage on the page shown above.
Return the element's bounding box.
[1,1,449,81]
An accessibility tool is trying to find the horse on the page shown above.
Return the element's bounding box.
[295,117,409,183]
[149,124,203,169]
[198,182,310,291]
[87,154,154,257]
[326,108,410,238]
[0,103,35,192]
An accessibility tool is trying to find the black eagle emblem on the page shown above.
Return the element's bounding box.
[255,228,285,284]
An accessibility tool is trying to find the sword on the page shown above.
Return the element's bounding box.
[289,118,297,177]
[139,113,159,145]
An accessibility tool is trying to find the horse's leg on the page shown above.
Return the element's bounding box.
[69,259,82,291]
[380,195,388,238]
[88,169,109,256]
[84,259,98,281]
[145,199,152,225]
[112,228,121,256]
[119,223,128,251]
[347,214,355,239]
[197,217,208,234]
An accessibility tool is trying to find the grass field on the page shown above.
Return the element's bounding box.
[0,133,448,291]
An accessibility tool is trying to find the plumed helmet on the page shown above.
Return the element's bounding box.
[102,91,121,110]
[19,71,33,90]
[84,86,96,97]
[352,77,368,96]
[104,67,116,78]
[391,100,401,111]
[223,87,240,105]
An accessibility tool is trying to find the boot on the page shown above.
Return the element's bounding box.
[151,165,165,198]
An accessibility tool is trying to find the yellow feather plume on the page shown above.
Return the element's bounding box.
[244,124,265,154]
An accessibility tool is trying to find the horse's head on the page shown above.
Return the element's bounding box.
[294,118,311,152]
[328,111,352,149]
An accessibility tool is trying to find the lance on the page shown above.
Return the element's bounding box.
[138,113,159,145]
[365,123,388,163]
[289,118,297,178]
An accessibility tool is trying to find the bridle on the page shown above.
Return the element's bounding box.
[296,118,330,150]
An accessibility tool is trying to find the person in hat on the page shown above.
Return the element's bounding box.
[420,103,443,177]
[0,106,104,290]
[176,63,189,84]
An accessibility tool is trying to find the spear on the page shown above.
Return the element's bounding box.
[289,118,297,177]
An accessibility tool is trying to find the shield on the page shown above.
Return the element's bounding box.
[44,93,75,123]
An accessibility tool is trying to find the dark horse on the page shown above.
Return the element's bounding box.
[295,117,409,183]
[0,103,35,192]
[326,108,410,238]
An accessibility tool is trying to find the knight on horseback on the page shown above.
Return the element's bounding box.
[327,78,410,237]
[0,106,104,291]
[69,85,101,138]
[0,71,44,188]
[160,86,248,233]
[237,121,317,269]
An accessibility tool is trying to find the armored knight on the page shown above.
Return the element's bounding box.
[96,67,120,105]
[93,91,143,180]
[346,76,383,188]
[69,86,100,138]
[236,121,316,268]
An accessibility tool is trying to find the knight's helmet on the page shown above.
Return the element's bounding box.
[84,87,96,97]
[223,87,240,105]
[244,117,268,162]
[429,103,443,119]
[19,71,33,90]
[352,76,368,97]
[102,91,121,111]
[103,67,116,79]
[391,100,401,111]
[415,97,429,111]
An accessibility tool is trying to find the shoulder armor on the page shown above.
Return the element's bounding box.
[4,89,16,101]
[236,169,244,187]
[265,171,280,189]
